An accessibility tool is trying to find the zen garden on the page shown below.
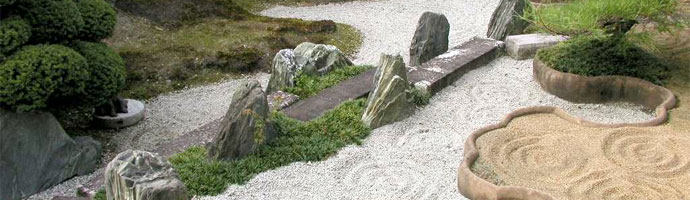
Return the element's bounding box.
[2,0,690,199]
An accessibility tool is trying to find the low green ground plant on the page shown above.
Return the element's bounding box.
[169,99,370,196]
[284,65,371,98]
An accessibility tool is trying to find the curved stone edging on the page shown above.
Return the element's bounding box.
[533,57,676,126]
[457,59,678,199]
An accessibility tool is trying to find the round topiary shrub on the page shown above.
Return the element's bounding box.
[0,17,31,59]
[0,45,89,112]
[76,0,117,40]
[15,0,84,42]
[70,41,127,107]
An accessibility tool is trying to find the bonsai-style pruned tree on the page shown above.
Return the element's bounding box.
[0,0,126,116]
[525,0,686,85]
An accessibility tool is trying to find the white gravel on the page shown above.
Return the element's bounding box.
[199,57,653,200]
[28,73,270,199]
[261,0,500,65]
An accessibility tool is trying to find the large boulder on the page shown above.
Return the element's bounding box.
[105,150,188,200]
[207,80,275,161]
[266,49,299,93]
[486,0,529,41]
[409,12,450,66]
[0,109,101,200]
[293,42,353,76]
[362,54,415,129]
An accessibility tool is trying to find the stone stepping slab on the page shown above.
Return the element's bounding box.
[284,37,502,121]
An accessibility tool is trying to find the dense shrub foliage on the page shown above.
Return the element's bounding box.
[76,0,117,40]
[0,0,124,113]
[537,36,670,85]
[0,17,31,59]
[15,0,85,42]
[0,0,15,7]
[70,41,127,106]
[525,0,679,36]
[0,45,89,112]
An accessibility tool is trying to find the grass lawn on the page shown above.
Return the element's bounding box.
[169,99,370,196]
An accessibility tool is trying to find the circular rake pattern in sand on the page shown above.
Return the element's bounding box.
[344,159,436,199]
[490,134,590,189]
[567,170,686,200]
[602,129,690,179]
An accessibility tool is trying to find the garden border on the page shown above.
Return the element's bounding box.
[457,58,677,199]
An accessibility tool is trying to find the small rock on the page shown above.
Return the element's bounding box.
[267,90,300,111]
[267,49,299,93]
[505,34,568,60]
[486,0,529,41]
[105,150,188,200]
[362,54,415,129]
[409,12,450,66]
[293,42,353,76]
[207,80,275,161]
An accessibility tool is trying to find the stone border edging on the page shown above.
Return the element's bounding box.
[457,59,678,199]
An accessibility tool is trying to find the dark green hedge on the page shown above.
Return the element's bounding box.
[70,41,127,106]
[0,17,31,59]
[0,45,89,112]
[76,0,117,40]
[537,36,670,85]
[15,0,84,42]
[0,0,15,7]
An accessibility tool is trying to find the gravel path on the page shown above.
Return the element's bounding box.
[28,73,270,199]
[261,0,500,65]
[200,57,654,200]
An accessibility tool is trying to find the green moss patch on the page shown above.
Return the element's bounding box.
[169,99,370,196]
[110,0,363,99]
[537,36,670,85]
[284,65,371,98]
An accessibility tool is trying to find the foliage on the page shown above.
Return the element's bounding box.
[0,0,15,7]
[524,0,681,36]
[169,99,371,196]
[70,41,127,107]
[284,66,371,98]
[0,17,31,59]
[537,36,670,85]
[0,45,89,112]
[76,0,117,40]
[409,87,431,106]
[15,0,85,42]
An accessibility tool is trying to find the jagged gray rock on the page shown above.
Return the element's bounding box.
[105,150,188,200]
[0,109,101,200]
[409,12,450,66]
[486,0,528,41]
[293,42,353,76]
[207,80,275,161]
[362,54,415,129]
[267,49,299,93]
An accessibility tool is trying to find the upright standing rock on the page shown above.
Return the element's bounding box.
[207,80,274,161]
[362,54,415,129]
[409,12,450,66]
[0,109,101,200]
[267,49,299,94]
[105,150,188,200]
[293,42,353,76]
[486,0,529,41]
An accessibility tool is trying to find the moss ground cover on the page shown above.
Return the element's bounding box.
[108,0,363,99]
[283,65,371,98]
[537,36,670,85]
[169,99,370,195]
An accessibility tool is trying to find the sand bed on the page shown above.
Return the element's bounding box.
[474,113,690,199]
